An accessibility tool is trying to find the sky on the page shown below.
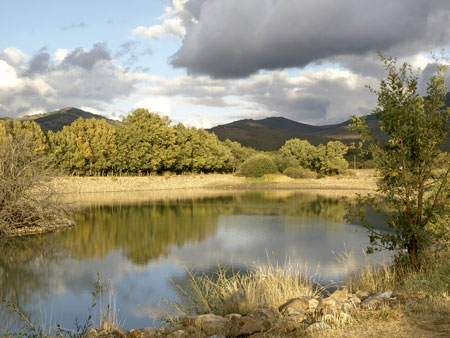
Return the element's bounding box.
[1,0,450,127]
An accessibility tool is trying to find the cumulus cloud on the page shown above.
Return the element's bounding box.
[133,97,173,116]
[132,0,189,40]
[0,44,148,118]
[170,0,450,78]
[142,67,379,124]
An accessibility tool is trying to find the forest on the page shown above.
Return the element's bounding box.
[0,108,349,177]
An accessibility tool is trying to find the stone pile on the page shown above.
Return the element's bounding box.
[83,289,426,338]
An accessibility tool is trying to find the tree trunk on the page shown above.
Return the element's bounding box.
[408,235,421,269]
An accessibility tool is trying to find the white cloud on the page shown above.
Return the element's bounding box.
[132,1,188,40]
[182,116,213,129]
[0,60,19,88]
[0,45,147,118]
[133,97,173,116]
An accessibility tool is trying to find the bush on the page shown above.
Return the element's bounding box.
[283,167,316,179]
[238,154,277,177]
[271,154,299,173]
[0,134,71,237]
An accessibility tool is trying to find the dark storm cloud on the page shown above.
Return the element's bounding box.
[171,0,450,78]
[63,43,111,70]
[25,52,50,75]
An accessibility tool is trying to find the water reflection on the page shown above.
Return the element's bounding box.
[0,191,384,331]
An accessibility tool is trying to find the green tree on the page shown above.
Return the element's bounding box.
[118,109,177,173]
[279,138,316,169]
[48,118,119,175]
[350,53,450,268]
[315,141,349,174]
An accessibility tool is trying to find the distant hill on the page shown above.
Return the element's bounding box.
[209,93,450,151]
[208,116,366,150]
[19,107,118,132]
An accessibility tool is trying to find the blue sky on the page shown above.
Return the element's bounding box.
[1,0,450,127]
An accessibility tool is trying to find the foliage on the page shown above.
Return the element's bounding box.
[349,53,450,268]
[283,166,316,179]
[48,118,119,175]
[279,138,316,169]
[238,154,277,177]
[224,139,257,172]
[280,138,349,174]
[118,109,177,173]
[317,141,349,174]
[271,153,299,173]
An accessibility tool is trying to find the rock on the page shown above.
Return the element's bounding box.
[316,297,342,314]
[247,306,280,321]
[180,315,199,327]
[194,314,231,337]
[280,317,305,332]
[355,290,370,300]
[305,322,332,333]
[84,328,99,338]
[348,294,362,306]
[127,327,159,338]
[166,330,186,338]
[207,335,226,338]
[330,288,349,303]
[229,316,265,337]
[225,313,242,321]
[361,291,393,309]
[111,328,128,337]
[278,297,318,316]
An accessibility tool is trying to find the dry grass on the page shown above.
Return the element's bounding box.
[49,170,378,195]
[169,259,319,317]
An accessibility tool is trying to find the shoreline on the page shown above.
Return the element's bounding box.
[3,170,378,238]
[50,170,378,195]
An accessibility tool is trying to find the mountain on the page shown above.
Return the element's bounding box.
[19,107,117,132]
[210,93,450,151]
[208,116,365,150]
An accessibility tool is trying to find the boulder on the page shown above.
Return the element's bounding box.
[229,316,265,337]
[247,306,280,321]
[111,328,128,338]
[225,313,242,321]
[361,290,393,309]
[330,288,349,303]
[194,314,231,337]
[355,290,370,300]
[127,328,158,338]
[278,297,318,316]
[316,297,342,314]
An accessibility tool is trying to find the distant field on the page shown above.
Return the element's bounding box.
[50,170,378,199]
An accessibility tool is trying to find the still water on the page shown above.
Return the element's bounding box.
[0,191,386,331]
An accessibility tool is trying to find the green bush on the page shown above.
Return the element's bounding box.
[271,154,299,172]
[238,154,277,177]
[283,167,317,179]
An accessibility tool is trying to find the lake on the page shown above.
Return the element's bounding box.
[0,190,387,332]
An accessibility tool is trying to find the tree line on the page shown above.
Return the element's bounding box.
[0,108,349,176]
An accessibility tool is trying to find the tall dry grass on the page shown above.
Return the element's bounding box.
[169,259,319,317]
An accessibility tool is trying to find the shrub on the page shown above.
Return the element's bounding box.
[238,154,277,177]
[0,133,71,237]
[271,154,299,173]
[283,167,316,179]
